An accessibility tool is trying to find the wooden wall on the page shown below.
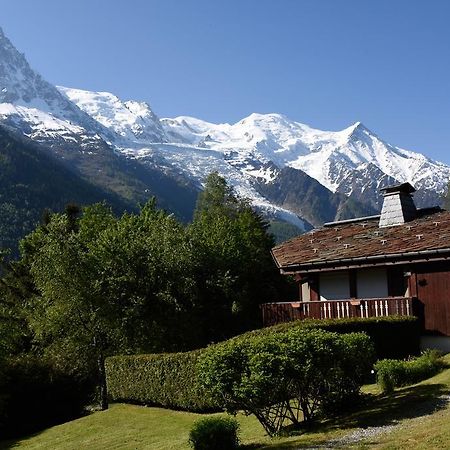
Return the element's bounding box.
[286,261,450,336]
[413,262,450,336]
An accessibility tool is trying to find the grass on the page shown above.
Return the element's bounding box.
[0,406,342,450]
[2,355,450,450]
[351,358,450,449]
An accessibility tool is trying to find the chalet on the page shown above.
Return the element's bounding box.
[264,182,450,350]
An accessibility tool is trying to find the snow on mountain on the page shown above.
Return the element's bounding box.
[1,24,448,231]
[58,87,167,143]
[0,27,108,146]
[57,88,308,228]
[61,81,450,215]
[160,114,450,203]
[130,143,307,229]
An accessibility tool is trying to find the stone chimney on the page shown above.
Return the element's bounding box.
[379,182,417,227]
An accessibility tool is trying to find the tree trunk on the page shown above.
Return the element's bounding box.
[98,351,108,410]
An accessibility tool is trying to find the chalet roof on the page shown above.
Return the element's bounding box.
[272,208,450,272]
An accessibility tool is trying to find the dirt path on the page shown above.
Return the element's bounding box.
[304,393,450,449]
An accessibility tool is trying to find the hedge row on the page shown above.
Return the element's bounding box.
[106,316,419,411]
[106,350,218,412]
[236,316,420,359]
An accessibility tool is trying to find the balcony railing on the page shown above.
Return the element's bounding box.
[261,297,413,327]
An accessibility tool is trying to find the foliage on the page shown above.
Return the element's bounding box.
[374,349,443,394]
[236,315,420,360]
[6,356,450,449]
[6,200,202,410]
[105,316,416,414]
[0,124,129,255]
[0,355,92,438]
[188,416,240,450]
[198,328,374,436]
[105,350,217,412]
[188,172,290,341]
[1,172,290,420]
[268,220,303,244]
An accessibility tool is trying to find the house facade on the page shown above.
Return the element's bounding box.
[265,183,450,348]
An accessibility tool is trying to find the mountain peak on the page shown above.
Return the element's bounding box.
[0,28,33,104]
[1,25,448,228]
[0,26,13,46]
[238,112,290,125]
[59,86,167,142]
[346,121,366,133]
[0,28,78,114]
[341,121,380,143]
[0,28,110,142]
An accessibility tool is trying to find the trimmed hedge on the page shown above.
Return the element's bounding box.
[106,350,217,412]
[106,316,419,411]
[235,316,420,360]
[374,349,443,394]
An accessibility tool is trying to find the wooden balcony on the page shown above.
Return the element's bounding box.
[261,297,413,327]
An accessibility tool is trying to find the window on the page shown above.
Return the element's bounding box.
[319,271,350,301]
[356,268,388,299]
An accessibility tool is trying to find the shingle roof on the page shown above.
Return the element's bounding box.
[272,208,450,270]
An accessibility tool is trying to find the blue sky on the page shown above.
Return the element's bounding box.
[2,0,450,162]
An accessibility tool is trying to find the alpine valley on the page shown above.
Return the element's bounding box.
[1,26,449,249]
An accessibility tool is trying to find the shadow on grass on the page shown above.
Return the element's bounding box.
[1,382,449,450]
[246,382,450,449]
[332,383,449,429]
[0,412,90,450]
[0,427,63,450]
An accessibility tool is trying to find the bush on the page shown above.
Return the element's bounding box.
[106,350,217,412]
[106,316,414,412]
[188,416,240,450]
[0,355,93,438]
[375,350,443,394]
[320,332,374,414]
[198,328,374,436]
[237,316,420,360]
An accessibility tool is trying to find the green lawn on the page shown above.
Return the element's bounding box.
[3,355,450,450]
[0,405,343,450]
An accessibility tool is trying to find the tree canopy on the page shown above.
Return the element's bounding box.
[189,172,286,340]
[0,172,288,411]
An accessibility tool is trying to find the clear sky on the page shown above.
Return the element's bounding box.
[1,0,450,162]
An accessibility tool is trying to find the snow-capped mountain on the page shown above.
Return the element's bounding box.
[0,27,307,230]
[58,87,167,144]
[0,27,113,149]
[159,114,450,208]
[1,25,449,236]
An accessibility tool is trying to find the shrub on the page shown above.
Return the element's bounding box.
[188,416,240,450]
[375,350,443,394]
[106,350,217,412]
[198,328,374,436]
[320,332,375,414]
[0,355,93,438]
[106,316,412,412]
[237,316,420,360]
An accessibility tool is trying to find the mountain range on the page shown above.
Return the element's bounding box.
[1,26,449,249]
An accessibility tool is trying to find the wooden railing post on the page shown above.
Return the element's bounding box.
[260,297,414,326]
